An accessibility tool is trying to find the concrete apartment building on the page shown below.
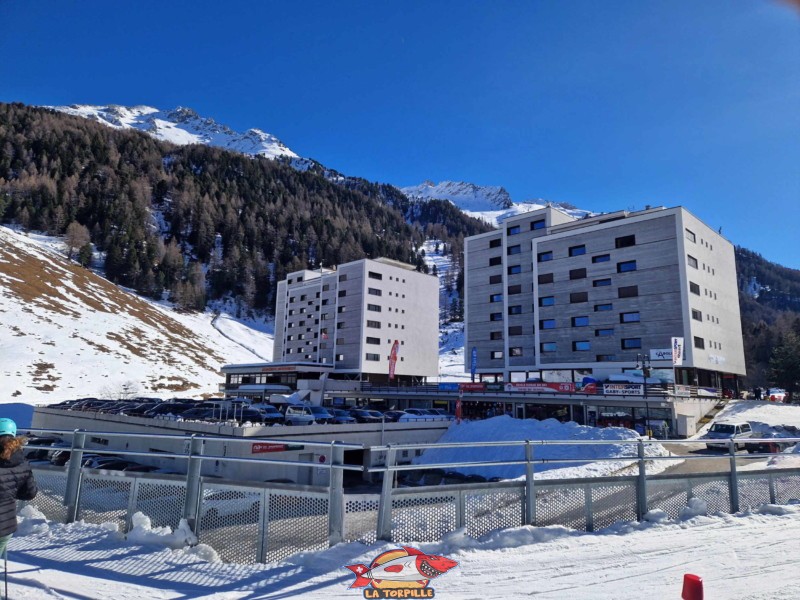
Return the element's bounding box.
[464,205,746,392]
[273,257,439,383]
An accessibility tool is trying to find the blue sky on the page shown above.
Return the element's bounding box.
[1,1,798,267]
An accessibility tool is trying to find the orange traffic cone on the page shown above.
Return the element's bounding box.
[682,574,703,600]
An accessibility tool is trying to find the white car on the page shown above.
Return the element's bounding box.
[200,490,261,525]
[767,388,787,402]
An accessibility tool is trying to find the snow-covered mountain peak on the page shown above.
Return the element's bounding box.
[401,180,514,212]
[49,104,299,160]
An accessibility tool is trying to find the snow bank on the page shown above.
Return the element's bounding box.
[413,416,673,479]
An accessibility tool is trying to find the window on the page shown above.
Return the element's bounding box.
[570,268,587,280]
[617,260,637,273]
[573,341,591,351]
[537,251,553,262]
[338,290,347,298]
[508,305,522,315]
[690,281,701,295]
[531,219,545,230]
[507,225,521,235]
[596,354,617,361]
[489,274,503,284]
[368,287,382,296]
[539,296,555,307]
[507,245,521,255]
[572,316,589,327]
[489,238,502,248]
[538,273,554,284]
[300,294,307,301]
[365,353,380,361]
[596,328,614,336]
[322,284,330,291]
[366,320,381,329]
[595,303,613,312]
[615,235,636,248]
[491,350,504,359]
[367,304,382,312]
[321,299,329,306]
[618,285,638,298]
[622,338,642,349]
[490,312,503,321]
[508,284,522,295]
[508,325,523,336]
[685,228,696,243]
[335,354,344,361]
[368,271,383,280]
[694,336,705,349]
[540,342,557,352]
[509,347,523,357]
[366,337,381,345]
[592,254,610,263]
[490,331,503,340]
[507,265,522,275]
[570,291,588,303]
[569,245,586,257]
[692,309,702,321]
[490,293,503,303]
[339,274,347,282]
[620,311,640,323]
[337,306,346,313]
[687,255,698,269]
[336,322,345,329]
[489,256,502,266]
[593,278,611,287]
[540,319,556,329]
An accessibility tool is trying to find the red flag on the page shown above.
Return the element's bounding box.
[456,390,463,424]
[388,340,400,380]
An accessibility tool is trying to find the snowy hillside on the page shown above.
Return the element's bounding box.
[402,180,513,211]
[49,104,299,160]
[403,180,594,227]
[0,226,269,403]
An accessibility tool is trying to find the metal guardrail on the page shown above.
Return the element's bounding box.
[20,430,800,563]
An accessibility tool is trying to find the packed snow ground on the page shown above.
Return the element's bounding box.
[8,499,800,599]
[413,416,679,479]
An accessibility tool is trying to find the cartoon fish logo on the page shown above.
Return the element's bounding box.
[345,545,458,590]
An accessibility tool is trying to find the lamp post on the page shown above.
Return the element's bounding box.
[635,353,652,437]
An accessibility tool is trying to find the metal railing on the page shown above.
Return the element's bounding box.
[24,428,362,563]
[20,430,800,563]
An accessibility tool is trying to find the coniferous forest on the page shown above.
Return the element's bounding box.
[0,103,490,313]
[1,101,799,390]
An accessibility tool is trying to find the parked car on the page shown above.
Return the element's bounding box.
[200,489,261,526]
[179,407,217,421]
[429,409,455,420]
[308,406,335,424]
[767,388,787,402]
[383,410,407,423]
[330,409,356,424]
[284,405,316,426]
[349,409,384,424]
[144,402,194,418]
[705,421,753,450]
[745,432,795,454]
[23,436,60,460]
[404,408,435,416]
[119,402,159,416]
[256,405,284,426]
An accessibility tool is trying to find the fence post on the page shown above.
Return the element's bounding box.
[183,435,204,533]
[328,442,345,547]
[636,438,648,521]
[64,430,86,523]
[525,441,536,525]
[728,439,740,513]
[376,446,396,542]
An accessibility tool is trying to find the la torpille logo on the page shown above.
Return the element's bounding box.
[344,546,458,598]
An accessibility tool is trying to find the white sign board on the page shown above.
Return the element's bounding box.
[602,383,644,396]
[649,348,672,361]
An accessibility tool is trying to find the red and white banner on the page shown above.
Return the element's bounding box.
[388,339,400,380]
[456,390,463,424]
[671,337,684,366]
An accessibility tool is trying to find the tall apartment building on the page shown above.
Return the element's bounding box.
[273,257,439,382]
[464,205,746,390]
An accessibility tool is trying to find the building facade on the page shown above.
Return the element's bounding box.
[273,257,439,382]
[464,205,746,390]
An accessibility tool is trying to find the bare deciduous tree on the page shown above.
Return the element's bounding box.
[64,221,90,259]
